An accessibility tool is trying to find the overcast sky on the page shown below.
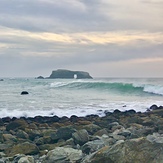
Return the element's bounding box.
[0,0,163,77]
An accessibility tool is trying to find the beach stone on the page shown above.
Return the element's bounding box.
[50,132,59,143]
[42,147,83,163]
[83,124,101,135]
[38,144,53,151]
[70,115,79,123]
[94,128,109,137]
[0,144,11,151]
[147,133,163,143]
[42,136,51,144]
[56,125,76,140]
[26,129,41,141]
[72,129,89,146]
[18,155,35,163]
[2,117,11,123]
[16,130,29,139]
[6,142,39,156]
[35,137,45,145]
[6,119,28,131]
[0,159,4,163]
[117,129,131,137]
[0,152,5,157]
[82,139,105,154]
[86,137,163,163]
[149,104,158,110]
[3,134,17,143]
[12,154,26,163]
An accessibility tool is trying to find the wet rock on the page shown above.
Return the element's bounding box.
[117,129,131,137]
[50,132,59,143]
[42,147,83,163]
[21,91,29,95]
[25,129,41,141]
[56,125,76,140]
[35,137,45,146]
[16,130,29,139]
[6,119,28,131]
[86,137,163,163]
[147,132,163,143]
[82,139,105,154]
[70,115,79,123]
[83,124,101,135]
[18,155,35,163]
[0,159,5,163]
[3,134,17,143]
[12,154,26,163]
[94,129,109,137]
[2,117,11,123]
[0,144,11,151]
[72,129,89,146]
[6,142,39,156]
[149,104,158,110]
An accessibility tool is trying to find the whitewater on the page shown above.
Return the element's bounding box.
[0,78,163,118]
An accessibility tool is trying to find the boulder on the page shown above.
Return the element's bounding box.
[42,147,83,163]
[72,129,89,146]
[56,125,76,140]
[83,124,101,135]
[18,156,35,163]
[85,137,163,163]
[147,132,163,143]
[16,130,29,139]
[6,119,28,131]
[94,128,109,137]
[82,139,105,154]
[6,142,39,156]
[21,91,29,95]
[2,134,17,143]
[48,69,93,79]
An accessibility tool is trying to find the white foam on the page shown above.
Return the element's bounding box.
[0,100,162,118]
[143,85,163,95]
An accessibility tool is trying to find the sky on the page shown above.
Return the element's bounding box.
[0,0,163,78]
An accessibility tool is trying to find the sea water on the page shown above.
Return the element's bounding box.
[0,78,163,118]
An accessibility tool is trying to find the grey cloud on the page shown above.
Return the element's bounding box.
[0,0,163,77]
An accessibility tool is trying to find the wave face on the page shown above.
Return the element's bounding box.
[50,80,163,96]
[0,78,163,118]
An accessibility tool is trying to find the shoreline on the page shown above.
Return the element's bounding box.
[0,104,163,162]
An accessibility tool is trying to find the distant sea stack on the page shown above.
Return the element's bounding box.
[48,69,93,79]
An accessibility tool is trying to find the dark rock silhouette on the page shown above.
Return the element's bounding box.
[48,69,93,79]
[21,91,29,95]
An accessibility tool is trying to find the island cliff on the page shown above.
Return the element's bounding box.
[48,69,93,79]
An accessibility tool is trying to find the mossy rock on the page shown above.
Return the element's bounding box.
[6,142,39,156]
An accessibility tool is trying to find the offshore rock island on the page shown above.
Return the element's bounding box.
[37,69,93,79]
[48,69,93,79]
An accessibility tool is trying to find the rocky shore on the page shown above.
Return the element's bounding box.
[0,104,163,162]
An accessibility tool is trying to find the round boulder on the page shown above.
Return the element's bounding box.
[21,91,29,95]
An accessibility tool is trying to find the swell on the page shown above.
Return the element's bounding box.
[50,81,163,96]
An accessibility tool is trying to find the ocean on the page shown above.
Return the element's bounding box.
[0,78,163,118]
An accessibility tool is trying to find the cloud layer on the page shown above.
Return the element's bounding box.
[0,0,163,77]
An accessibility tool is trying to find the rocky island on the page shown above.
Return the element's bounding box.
[37,69,93,79]
[48,69,93,79]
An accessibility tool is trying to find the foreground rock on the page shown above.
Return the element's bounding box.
[83,137,163,163]
[42,147,83,163]
[0,105,163,162]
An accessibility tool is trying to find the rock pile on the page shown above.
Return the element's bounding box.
[0,105,163,162]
